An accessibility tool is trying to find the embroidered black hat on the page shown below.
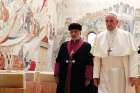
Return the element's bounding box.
[68,23,82,31]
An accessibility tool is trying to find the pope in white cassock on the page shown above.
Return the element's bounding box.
[91,12,138,93]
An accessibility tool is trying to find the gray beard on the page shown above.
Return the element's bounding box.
[71,36,81,41]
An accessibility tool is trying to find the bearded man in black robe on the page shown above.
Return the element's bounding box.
[54,23,97,93]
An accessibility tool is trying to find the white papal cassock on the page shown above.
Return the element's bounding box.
[91,28,138,93]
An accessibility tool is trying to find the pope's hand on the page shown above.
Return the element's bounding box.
[129,77,136,87]
[94,78,100,87]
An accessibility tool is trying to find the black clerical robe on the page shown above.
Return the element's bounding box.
[54,40,97,93]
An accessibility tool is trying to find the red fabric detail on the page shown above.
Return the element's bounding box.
[54,62,60,76]
[28,61,36,71]
[67,38,84,57]
[85,65,93,80]
[65,63,72,93]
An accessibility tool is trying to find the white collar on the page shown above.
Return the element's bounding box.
[107,28,118,34]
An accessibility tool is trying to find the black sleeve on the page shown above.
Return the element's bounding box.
[138,48,140,54]
[56,42,66,63]
[84,43,94,80]
[86,43,93,66]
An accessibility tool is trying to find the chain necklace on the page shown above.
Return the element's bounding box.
[107,30,117,56]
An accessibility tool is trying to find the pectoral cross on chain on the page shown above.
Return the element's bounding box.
[107,48,112,56]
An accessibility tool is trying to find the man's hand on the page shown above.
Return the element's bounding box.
[129,77,136,87]
[94,78,100,87]
[55,76,59,84]
[85,79,90,86]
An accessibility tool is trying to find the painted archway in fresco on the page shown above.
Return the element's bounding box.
[87,32,96,46]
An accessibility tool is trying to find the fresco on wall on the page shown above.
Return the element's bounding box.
[0,0,140,72]
[0,0,57,71]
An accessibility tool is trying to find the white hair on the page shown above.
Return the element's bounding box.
[105,11,120,20]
